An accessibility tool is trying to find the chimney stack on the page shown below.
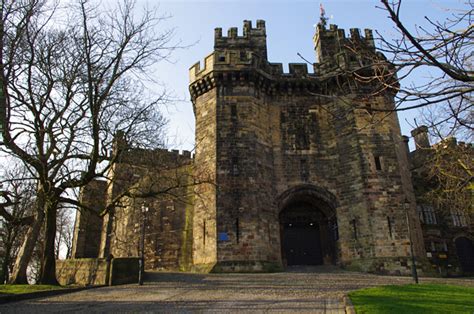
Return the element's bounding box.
[411,126,430,149]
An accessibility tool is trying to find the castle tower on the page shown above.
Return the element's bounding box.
[190,20,280,271]
[189,20,426,274]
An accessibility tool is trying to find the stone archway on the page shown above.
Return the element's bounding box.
[277,185,338,267]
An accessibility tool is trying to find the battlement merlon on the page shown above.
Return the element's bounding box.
[189,52,215,83]
[314,23,375,63]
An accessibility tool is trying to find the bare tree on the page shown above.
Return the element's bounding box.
[0,164,36,284]
[373,0,473,138]
[0,0,176,284]
[369,1,473,222]
[307,1,472,137]
[412,138,473,225]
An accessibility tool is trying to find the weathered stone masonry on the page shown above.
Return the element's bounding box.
[72,20,453,275]
[188,20,426,273]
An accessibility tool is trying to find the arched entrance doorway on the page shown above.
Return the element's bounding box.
[278,185,338,267]
[455,237,474,273]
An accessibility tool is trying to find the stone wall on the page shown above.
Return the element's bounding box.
[189,20,425,274]
[71,142,195,269]
[56,257,140,286]
[71,180,106,258]
[72,19,434,275]
[56,258,109,286]
[104,160,195,271]
[192,88,218,269]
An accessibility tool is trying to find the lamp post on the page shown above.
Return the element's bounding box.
[138,204,149,285]
[404,198,419,284]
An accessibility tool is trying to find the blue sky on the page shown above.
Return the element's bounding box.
[139,0,466,150]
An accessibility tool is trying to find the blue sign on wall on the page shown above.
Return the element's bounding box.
[218,232,229,241]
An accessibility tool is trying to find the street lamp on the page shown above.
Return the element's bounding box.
[138,204,149,285]
[404,198,419,284]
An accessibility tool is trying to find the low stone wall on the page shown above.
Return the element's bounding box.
[57,258,109,286]
[56,257,140,286]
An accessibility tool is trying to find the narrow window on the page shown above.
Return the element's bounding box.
[218,54,226,62]
[231,104,237,119]
[232,157,239,176]
[159,207,164,232]
[300,159,309,181]
[416,205,424,223]
[240,51,247,61]
[374,156,382,170]
[235,218,240,243]
[351,219,358,240]
[280,111,286,124]
[267,222,271,243]
[387,216,393,239]
[422,205,437,224]
[296,127,309,150]
[451,210,467,227]
[331,218,339,241]
[203,220,206,246]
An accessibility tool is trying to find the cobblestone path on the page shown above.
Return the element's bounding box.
[1,266,473,313]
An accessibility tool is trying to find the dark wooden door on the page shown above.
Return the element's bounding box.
[282,222,323,265]
[455,237,474,273]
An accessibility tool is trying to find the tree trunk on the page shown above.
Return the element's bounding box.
[39,202,59,285]
[1,243,11,284]
[9,210,44,284]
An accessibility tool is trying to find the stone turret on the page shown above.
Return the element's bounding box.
[314,24,375,64]
[214,19,267,60]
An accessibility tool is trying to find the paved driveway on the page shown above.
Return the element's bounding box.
[1,266,473,313]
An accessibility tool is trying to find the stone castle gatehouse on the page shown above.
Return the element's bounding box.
[71,20,473,275]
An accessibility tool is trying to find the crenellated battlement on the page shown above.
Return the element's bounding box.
[214,19,266,41]
[214,20,268,60]
[314,24,375,64]
[315,24,375,48]
[117,147,194,170]
[190,20,390,100]
[189,53,215,83]
[189,53,318,84]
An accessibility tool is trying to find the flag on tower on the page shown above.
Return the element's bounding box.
[319,3,328,27]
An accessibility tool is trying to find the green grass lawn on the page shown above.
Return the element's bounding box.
[349,284,474,314]
[0,284,65,295]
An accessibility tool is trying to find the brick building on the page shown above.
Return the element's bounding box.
[71,20,473,276]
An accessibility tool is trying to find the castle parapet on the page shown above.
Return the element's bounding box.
[214,20,267,60]
[189,52,215,83]
[314,23,376,65]
[190,20,388,100]
[214,19,266,41]
[288,63,309,75]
